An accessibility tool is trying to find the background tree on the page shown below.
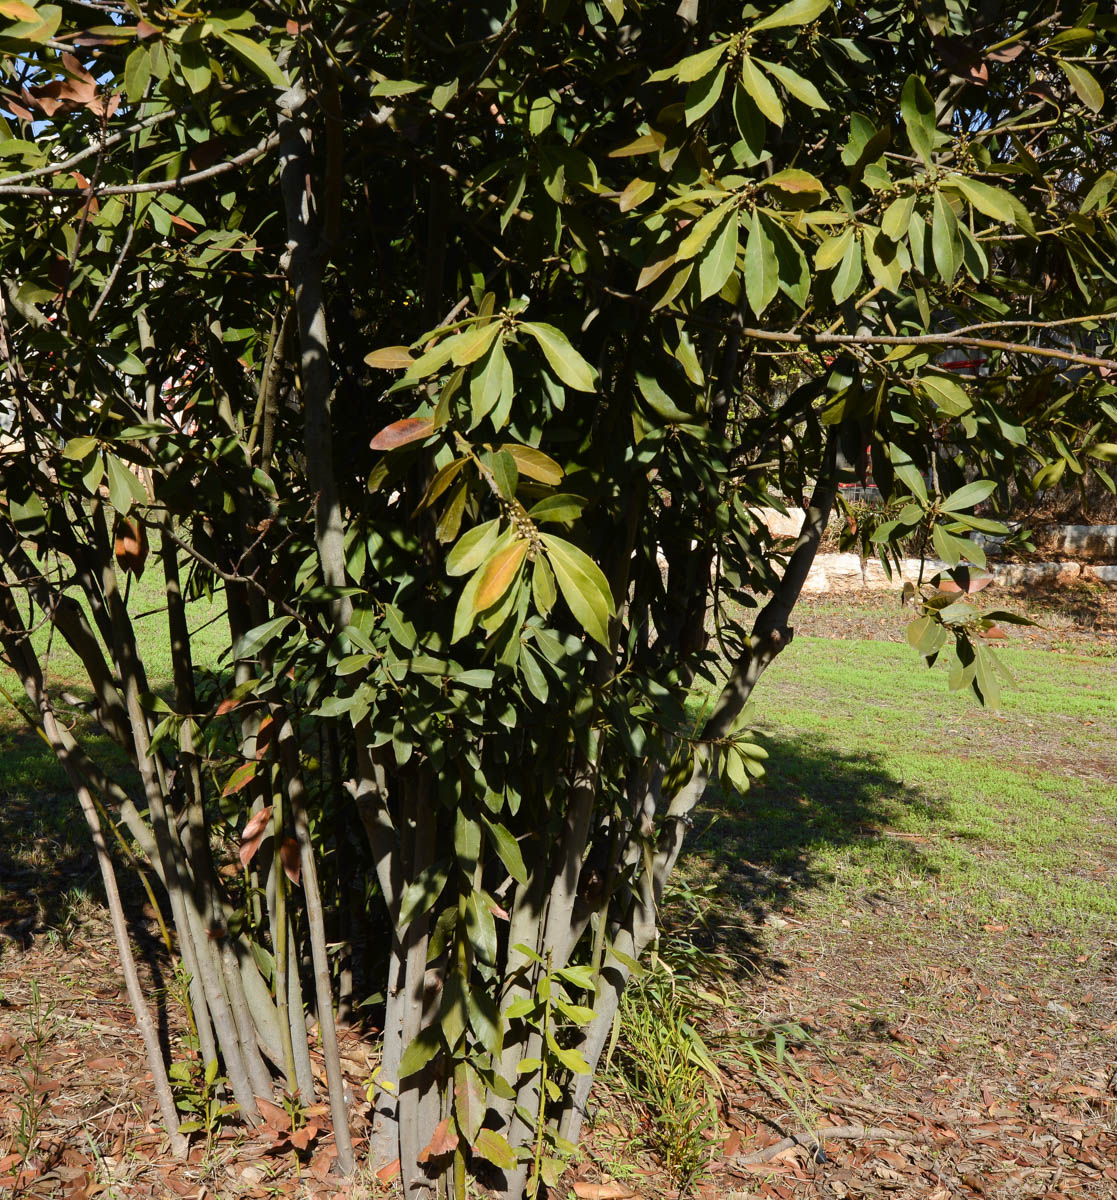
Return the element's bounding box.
[0,1,1114,1196]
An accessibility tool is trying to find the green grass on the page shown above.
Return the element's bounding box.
[683,634,1117,942]
[18,557,229,701]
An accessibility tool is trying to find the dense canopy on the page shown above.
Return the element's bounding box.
[0,0,1114,1195]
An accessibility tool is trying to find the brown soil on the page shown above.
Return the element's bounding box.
[578,897,1117,1200]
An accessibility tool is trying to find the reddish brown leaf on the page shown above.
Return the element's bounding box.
[369,417,434,451]
[135,20,159,38]
[288,1122,320,1150]
[474,539,528,611]
[114,517,149,578]
[255,1096,289,1131]
[215,695,241,716]
[238,805,273,867]
[280,837,302,886]
[416,1117,459,1163]
[375,1159,401,1183]
[254,714,276,759]
[980,625,1008,639]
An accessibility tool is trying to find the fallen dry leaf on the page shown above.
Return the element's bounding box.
[573,1183,637,1199]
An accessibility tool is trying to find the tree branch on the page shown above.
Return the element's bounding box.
[0,133,279,198]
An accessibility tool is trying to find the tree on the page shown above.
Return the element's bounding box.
[0,0,1113,1195]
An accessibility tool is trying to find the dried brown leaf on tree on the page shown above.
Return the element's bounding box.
[239,805,273,866]
[417,1117,459,1162]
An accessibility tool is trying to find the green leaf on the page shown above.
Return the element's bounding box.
[831,229,862,304]
[815,226,853,271]
[739,57,784,126]
[862,226,903,293]
[752,0,830,32]
[698,207,739,300]
[759,59,829,109]
[519,644,550,701]
[1059,59,1104,111]
[540,534,614,646]
[744,209,779,316]
[931,191,960,284]
[941,480,996,512]
[683,63,727,125]
[674,40,730,83]
[881,194,916,241]
[473,1129,517,1171]
[900,75,936,164]
[447,520,502,576]
[504,444,563,486]
[216,30,287,88]
[768,220,810,308]
[399,1024,443,1079]
[481,817,528,886]
[933,524,983,568]
[764,168,826,204]
[103,347,146,376]
[531,555,557,616]
[451,320,501,366]
[105,454,147,514]
[618,177,655,212]
[528,494,586,523]
[490,448,519,501]
[62,436,97,460]
[465,892,498,966]
[545,1029,591,1075]
[233,615,294,659]
[678,198,734,260]
[465,980,502,1056]
[124,46,151,103]
[370,78,425,98]
[471,337,508,426]
[177,41,212,93]
[942,176,1019,225]
[398,860,450,925]
[440,972,467,1048]
[520,322,596,392]
[416,459,468,513]
[893,461,928,504]
[920,373,971,416]
[528,94,556,135]
[556,963,597,990]
[454,809,482,873]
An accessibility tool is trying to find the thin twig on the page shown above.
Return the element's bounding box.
[0,134,279,198]
[0,108,180,186]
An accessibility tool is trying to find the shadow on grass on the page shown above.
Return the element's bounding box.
[0,713,153,951]
[673,731,946,970]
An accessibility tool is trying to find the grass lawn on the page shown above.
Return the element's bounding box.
[684,630,1117,945]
